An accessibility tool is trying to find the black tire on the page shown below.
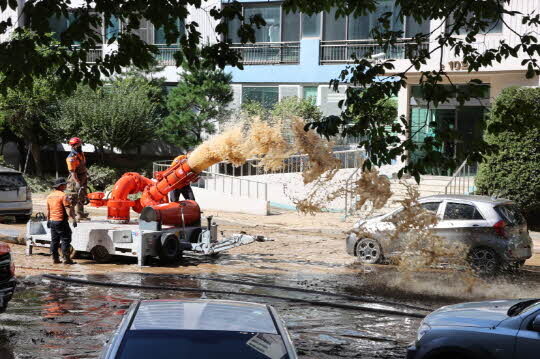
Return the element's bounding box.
[91,245,112,263]
[468,247,500,275]
[355,238,383,264]
[16,215,31,223]
[159,234,180,265]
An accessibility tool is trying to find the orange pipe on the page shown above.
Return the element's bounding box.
[88,159,200,224]
[141,160,198,207]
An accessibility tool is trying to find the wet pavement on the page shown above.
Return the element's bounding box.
[3,265,540,359]
[0,270,429,359]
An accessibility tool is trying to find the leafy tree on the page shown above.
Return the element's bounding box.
[160,65,233,150]
[1,1,540,178]
[49,76,163,157]
[271,97,323,123]
[0,75,60,175]
[475,87,540,226]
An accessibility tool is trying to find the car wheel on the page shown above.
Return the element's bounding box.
[91,245,112,263]
[468,247,500,275]
[356,238,382,264]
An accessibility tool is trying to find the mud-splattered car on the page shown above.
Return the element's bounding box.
[0,242,16,313]
[346,195,533,274]
[407,298,540,359]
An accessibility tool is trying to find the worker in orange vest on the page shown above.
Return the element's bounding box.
[169,153,196,202]
[46,178,75,264]
[66,137,89,220]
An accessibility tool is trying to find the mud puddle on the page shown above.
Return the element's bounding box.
[0,272,429,359]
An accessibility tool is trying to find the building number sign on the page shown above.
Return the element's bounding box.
[447,61,469,71]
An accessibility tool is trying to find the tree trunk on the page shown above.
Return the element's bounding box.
[30,142,43,176]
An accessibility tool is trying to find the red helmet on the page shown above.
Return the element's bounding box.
[68,137,82,146]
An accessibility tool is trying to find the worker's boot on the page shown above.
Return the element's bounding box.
[63,255,74,265]
[52,254,61,264]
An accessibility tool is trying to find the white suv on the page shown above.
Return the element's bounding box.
[0,166,32,222]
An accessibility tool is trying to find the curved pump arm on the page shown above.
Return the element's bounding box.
[87,158,200,223]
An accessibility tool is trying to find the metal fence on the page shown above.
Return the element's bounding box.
[155,47,179,66]
[153,161,269,201]
[206,149,366,177]
[444,159,478,195]
[86,48,103,63]
[320,40,429,64]
[231,42,300,65]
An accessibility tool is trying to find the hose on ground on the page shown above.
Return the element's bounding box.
[136,272,431,311]
[43,274,427,319]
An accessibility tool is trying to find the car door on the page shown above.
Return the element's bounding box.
[436,201,489,246]
[514,307,540,358]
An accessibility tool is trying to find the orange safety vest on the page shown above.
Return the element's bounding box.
[66,151,87,174]
[47,190,71,221]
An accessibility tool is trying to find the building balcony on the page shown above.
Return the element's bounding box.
[154,47,180,66]
[319,39,429,64]
[231,42,300,65]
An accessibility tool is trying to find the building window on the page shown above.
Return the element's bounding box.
[302,13,321,37]
[303,86,318,103]
[245,5,281,42]
[282,10,300,42]
[105,16,120,40]
[154,19,184,45]
[323,2,428,41]
[242,87,279,108]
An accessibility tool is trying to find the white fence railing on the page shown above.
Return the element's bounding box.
[206,149,366,177]
[231,42,300,65]
[444,159,478,195]
[320,39,429,64]
[153,161,269,201]
[155,47,179,66]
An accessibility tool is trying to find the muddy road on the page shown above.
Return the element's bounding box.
[2,211,540,358]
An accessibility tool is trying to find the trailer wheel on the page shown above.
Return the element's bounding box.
[159,234,180,264]
[91,245,112,263]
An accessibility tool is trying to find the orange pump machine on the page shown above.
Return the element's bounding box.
[87,158,200,226]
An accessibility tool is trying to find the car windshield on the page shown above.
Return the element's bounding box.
[0,173,26,189]
[507,299,540,316]
[495,204,526,226]
[116,330,290,359]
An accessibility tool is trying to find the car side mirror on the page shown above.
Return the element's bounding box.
[532,315,540,332]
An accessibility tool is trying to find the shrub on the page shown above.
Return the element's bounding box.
[87,165,119,191]
[475,87,540,227]
[24,175,54,193]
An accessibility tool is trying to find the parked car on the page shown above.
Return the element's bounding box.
[0,166,32,222]
[0,242,16,313]
[100,299,298,359]
[407,298,540,359]
[346,195,532,274]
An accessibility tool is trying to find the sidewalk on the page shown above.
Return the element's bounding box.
[531,231,540,253]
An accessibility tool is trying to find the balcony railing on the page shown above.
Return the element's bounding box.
[320,39,429,64]
[231,42,300,65]
[86,48,103,63]
[155,47,180,66]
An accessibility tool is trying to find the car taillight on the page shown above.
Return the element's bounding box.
[26,187,32,200]
[494,220,507,238]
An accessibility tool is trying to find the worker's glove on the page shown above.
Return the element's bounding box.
[46,221,51,229]
[73,220,78,228]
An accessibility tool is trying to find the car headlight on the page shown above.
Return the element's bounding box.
[416,323,431,343]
